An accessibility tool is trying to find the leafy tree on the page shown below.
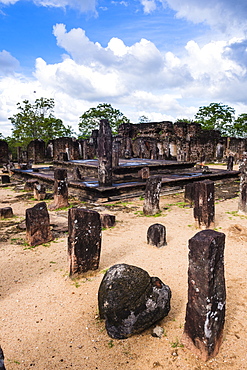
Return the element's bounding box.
[230,113,247,138]
[194,102,235,136]
[138,115,151,123]
[176,118,194,124]
[78,103,130,138]
[8,98,74,148]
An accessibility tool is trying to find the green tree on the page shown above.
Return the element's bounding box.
[138,115,151,123]
[194,102,235,136]
[8,98,74,148]
[230,113,247,138]
[78,103,130,138]
[176,118,194,124]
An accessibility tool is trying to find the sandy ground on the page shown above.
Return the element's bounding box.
[1,165,247,369]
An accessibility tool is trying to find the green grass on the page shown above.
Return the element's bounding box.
[170,338,184,348]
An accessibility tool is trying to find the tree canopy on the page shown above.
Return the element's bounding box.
[194,103,235,136]
[8,98,74,148]
[78,103,130,138]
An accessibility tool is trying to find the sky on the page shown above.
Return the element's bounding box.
[1,0,247,137]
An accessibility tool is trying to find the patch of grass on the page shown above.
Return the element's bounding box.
[139,196,144,200]
[170,338,184,348]
[108,340,114,348]
[100,268,109,274]
[55,204,74,211]
[49,261,56,264]
[134,210,163,217]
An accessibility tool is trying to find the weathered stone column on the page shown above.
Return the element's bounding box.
[138,167,150,180]
[227,155,234,171]
[193,180,215,228]
[143,176,162,215]
[1,175,10,184]
[97,119,113,186]
[68,208,101,276]
[184,183,195,207]
[182,229,226,361]
[50,168,69,210]
[26,202,53,246]
[33,183,46,200]
[0,207,13,219]
[112,141,120,167]
[238,154,247,213]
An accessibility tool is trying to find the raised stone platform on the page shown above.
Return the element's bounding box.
[12,159,240,202]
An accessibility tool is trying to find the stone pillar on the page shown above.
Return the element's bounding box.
[97,119,113,186]
[100,214,116,229]
[143,176,162,215]
[184,183,195,207]
[227,155,234,171]
[33,183,46,200]
[50,168,69,210]
[26,202,53,246]
[112,141,120,167]
[147,223,167,248]
[182,229,226,362]
[193,180,215,228]
[1,175,10,184]
[238,155,247,213]
[0,207,13,219]
[138,167,150,180]
[68,208,101,276]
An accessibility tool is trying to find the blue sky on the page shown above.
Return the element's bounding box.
[1,0,247,137]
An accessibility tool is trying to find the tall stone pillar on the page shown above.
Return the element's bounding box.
[68,208,101,276]
[193,180,215,228]
[182,229,226,361]
[97,119,113,186]
[143,176,162,215]
[238,154,247,213]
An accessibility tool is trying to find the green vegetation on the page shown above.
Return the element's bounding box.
[78,103,130,138]
[170,338,184,348]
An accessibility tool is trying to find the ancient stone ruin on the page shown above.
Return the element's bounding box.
[97,119,113,186]
[98,263,171,339]
[26,202,53,246]
[182,229,226,361]
[68,208,101,276]
[238,153,247,213]
[100,214,116,229]
[0,207,13,219]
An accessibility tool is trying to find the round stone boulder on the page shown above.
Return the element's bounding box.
[98,263,171,339]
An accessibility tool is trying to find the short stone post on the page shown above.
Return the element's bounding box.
[33,183,46,200]
[100,214,116,229]
[227,155,234,171]
[138,167,150,180]
[68,208,101,276]
[50,168,69,210]
[182,229,226,361]
[238,155,247,213]
[193,180,215,228]
[24,179,39,191]
[147,223,167,248]
[1,175,10,184]
[0,346,6,370]
[143,176,162,215]
[97,119,113,186]
[26,202,53,246]
[0,207,13,219]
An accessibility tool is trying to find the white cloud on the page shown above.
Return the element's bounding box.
[2,23,247,138]
[140,0,157,13]
[0,50,19,75]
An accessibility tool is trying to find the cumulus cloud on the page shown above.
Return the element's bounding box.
[0,50,19,76]
[140,0,157,13]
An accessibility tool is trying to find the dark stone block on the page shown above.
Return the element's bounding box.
[24,179,39,191]
[50,168,69,210]
[68,208,101,276]
[227,155,234,171]
[184,183,195,207]
[0,207,13,219]
[182,229,226,361]
[97,119,113,186]
[98,263,171,339]
[138,167,150,180]
[147,223,167,248]
[143,176,162,215]
[100,214,116,229]
[33,183,46,200]
[1,175,10,184]
[26,202,53,246]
